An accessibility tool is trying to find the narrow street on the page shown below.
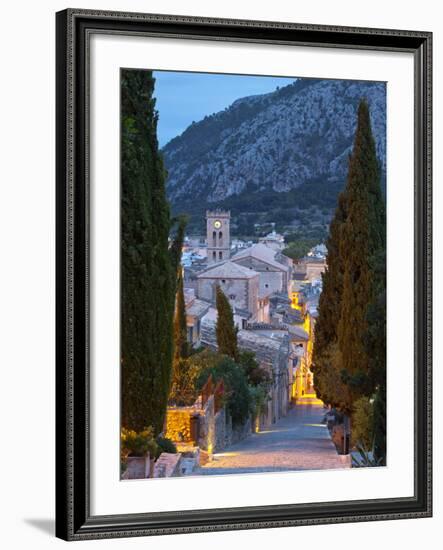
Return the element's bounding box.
[193,401,348,475]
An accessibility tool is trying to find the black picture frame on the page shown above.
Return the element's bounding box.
[55,8,432,541]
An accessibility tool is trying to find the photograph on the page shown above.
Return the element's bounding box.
[53,6,432,541]
[0,0,438,545]
[120,68,387,480]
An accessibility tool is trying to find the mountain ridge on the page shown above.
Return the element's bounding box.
[162,77,386,236]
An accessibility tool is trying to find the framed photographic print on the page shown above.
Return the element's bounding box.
[55,8,432,541]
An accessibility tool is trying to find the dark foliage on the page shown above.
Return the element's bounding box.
[155,436,177,457]
[238,350,271,389]
[215,285,239,361]
[194,351,251,426]
[313,101,386,431]
[364,248,387,462]
[337,100,385,411]
[283,238,322,261]
[120,69,183,435]
[172,266,190,369]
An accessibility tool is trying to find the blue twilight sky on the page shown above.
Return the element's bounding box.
[152,71,296,147]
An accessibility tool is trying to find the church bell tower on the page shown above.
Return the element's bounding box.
[206,210,230,264]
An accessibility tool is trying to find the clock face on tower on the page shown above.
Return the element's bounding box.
[213,220,222,229]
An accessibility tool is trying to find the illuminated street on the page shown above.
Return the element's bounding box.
[193,401,348,475]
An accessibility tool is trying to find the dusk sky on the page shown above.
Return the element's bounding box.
[153,70,296,147]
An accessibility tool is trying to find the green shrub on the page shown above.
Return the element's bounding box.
[351,443,384,468]
[351,396,374,448]
[121,426,158,458]
[169,350,215,406]
[169,358,200,406]
[194,350,252,426]
[156,436,177,457]
[170,348,269,427]
[248,384,269,419]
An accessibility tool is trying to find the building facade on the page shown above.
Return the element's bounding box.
[231,243,292,298]
[184,288,211,349]
[196,261,260,321]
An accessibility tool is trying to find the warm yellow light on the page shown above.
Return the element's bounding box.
[291,291,302,311]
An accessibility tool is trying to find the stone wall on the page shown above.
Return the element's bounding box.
[165,394,254,456]
[214,409,227,451]
[225,414,253,446]
[165,406,195,442]
[125,455,153,479]
[197,395,215,451]
[166,397,221,453]
[233,256,284,295]
[153,453,182,477]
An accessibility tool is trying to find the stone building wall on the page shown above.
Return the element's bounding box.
[305,262,326,282]
[233,256,284,296]
[198,277,249,311]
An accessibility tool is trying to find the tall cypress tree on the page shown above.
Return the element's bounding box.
[170,265,190,400]
[312,191,349,407]
[121,69,183,435]
[215,285,239,361]
[173,268,189,365]
[337,100,385,414]
[313,100,385,424]
[365,248,387,462]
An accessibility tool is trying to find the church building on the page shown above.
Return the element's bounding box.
[231,242,292,297]
[196,261,260,321]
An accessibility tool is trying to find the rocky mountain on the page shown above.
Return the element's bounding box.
[162,78,386,236]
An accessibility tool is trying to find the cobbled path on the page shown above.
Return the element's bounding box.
[192,403,348,475]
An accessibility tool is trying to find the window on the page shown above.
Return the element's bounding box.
[221,279,226,284]
[219,231,223,244]
[219,251,223,260]
[212,231,216,245]
[265,283,269,288]
[229,294,236,300]
[212,251,216,260]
